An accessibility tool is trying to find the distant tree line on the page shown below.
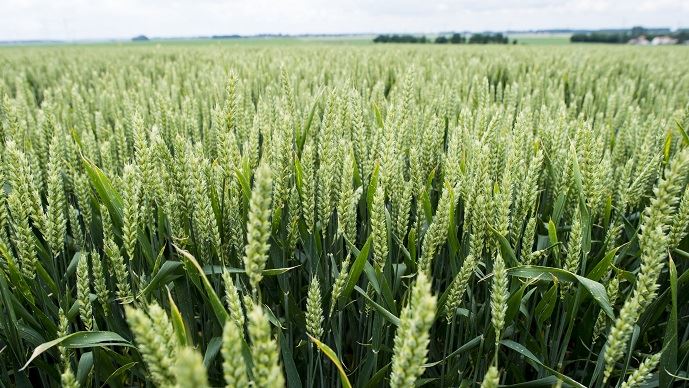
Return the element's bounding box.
[373,35,428,43]
[570,32,630,43]
[373,33,511,44]
[434,34,466,44]
[571,26,689,43]
[211,35,241,40]
[467,33,510,44]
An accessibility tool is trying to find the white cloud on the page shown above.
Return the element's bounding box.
[0,0,687,40]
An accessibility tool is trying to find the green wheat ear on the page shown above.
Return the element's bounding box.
[248,305,285,388]
[223,270,245,329]
[619,352,661,388]
[125,303,178,386]
[418,182,453,274]
[174,347,209,388]
[243,163,273,293]
[121,163,141,262]
[91,250,110,316]
[389,272,436,388]
[669,185,689,248]
[445,254,477,322]
[490,252,508,347]
[305,276,323,339]
[222,320,249,388]
[329,254,351,316]
[60,363,78,388]
[480,366,500,388]
[76,251,93,331]
[371,184,388,272]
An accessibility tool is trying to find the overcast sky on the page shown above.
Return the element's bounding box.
[2,0,689,41]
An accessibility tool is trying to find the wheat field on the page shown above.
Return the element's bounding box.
[1,43,689,387]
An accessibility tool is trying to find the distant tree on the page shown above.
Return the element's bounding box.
[132,35,149,42]
[630,26,647,38]
[674,29,689,42]
[450,33,466,44]
[435,36,449,44]
[570,33,587,42]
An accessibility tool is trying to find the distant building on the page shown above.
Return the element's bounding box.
[651,36,678,45]
[628,35,649,45]
[132,35,149,42]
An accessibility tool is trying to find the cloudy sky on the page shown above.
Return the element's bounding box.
[2,0,688,41]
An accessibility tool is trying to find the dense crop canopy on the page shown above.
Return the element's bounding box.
[0,43,689,387]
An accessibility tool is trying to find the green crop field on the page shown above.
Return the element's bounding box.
[1,42,689,387]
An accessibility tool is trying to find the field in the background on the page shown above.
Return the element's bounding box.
[1,42,688,388]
